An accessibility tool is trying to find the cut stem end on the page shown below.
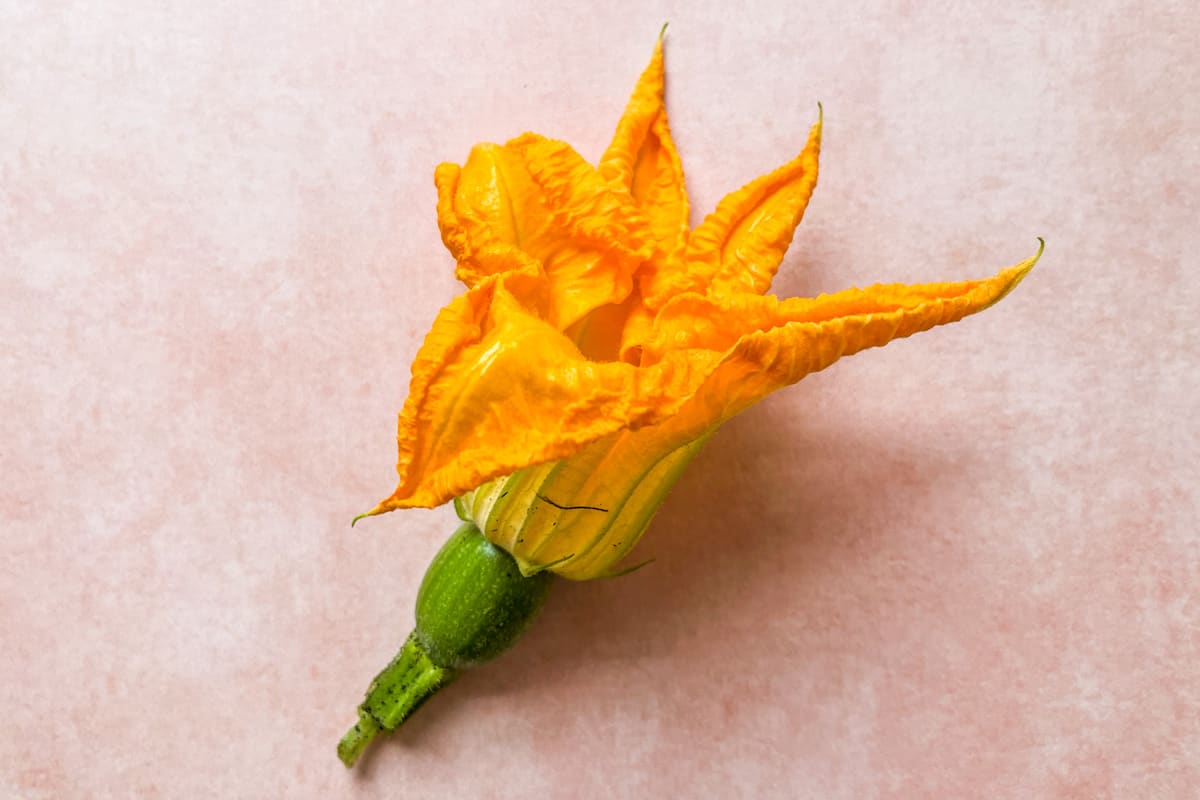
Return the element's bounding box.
[337,711,381,768]
[337,632,456,768]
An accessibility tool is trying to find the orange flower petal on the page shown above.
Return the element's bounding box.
[648,248,1041,438]
[369,38,1041,584]
[685,108,822,298]
[370,245,1038,517]
[434,135,658,330]
[464,251,1038,581]
[598,31,689,258]
[369,274,717,514]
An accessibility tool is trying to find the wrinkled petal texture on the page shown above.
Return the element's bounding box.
[598,35,689,260]
[687,109,822,299]
[372,248,1039,514]
[367,38,1040,566]
[435,134,659,332]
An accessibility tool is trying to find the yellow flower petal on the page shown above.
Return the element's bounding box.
[460,250,1037,580]
[459,425,710,579]
[367,38,1041,582]
[599,31,690,258]
[435,135,659,331]
[645,249,1041,439]
[371,244,1038,526]
[369,272,714,514]
[685,107,823,298]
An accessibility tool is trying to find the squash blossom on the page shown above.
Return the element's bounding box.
[338,33,1040,766]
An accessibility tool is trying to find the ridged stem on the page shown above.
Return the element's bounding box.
[337,632,455,767]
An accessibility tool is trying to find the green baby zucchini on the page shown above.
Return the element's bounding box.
[338,523,553,767]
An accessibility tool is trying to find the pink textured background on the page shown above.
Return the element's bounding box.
[3,2,1197,797]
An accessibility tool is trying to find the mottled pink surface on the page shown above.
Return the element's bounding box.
[3,2,1197,797]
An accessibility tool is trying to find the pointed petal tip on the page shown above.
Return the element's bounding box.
[350,502,392,528]
[1015,237,1046,280]
[983,239,1044,309]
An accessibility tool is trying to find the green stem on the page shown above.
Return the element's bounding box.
[336,711,379,769]
[337,633,455,767]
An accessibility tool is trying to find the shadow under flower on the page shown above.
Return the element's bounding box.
[364,378,968,758]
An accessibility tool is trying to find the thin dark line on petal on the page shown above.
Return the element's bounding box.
[535,494,609,513]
